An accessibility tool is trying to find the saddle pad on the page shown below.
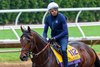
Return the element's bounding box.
[67,45,80,62]
[50,45,81,63]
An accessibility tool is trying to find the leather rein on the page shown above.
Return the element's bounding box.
[30,42,50,57]
[29,42,51,67]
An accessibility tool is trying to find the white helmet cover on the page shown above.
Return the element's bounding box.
[47,2,59,10]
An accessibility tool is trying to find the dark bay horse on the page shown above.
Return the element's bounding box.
[20,26,100,67]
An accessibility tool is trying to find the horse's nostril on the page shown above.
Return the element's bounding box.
[23,56,26,59]
[20,55,28,61]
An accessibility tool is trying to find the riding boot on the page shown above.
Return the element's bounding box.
[62,51,68,67]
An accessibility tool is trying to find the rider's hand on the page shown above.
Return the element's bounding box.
[48,37,56,43]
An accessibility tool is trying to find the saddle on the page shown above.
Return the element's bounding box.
[50,42,81,65]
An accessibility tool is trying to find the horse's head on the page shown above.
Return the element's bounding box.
[20,26,35,61]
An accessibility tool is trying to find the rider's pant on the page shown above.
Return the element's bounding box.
[57,37,68,67]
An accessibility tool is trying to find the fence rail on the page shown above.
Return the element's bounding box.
[0,50,20,53]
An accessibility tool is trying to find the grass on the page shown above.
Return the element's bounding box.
[0,52,20,62]
[0,48,21,62]
[91,45,100,53]
[81,26,100,36]
[0,30,17,39]
[0,25,100,39]
[69,25,100,37]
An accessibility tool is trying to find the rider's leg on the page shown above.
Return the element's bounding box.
[62,50,68,67]
[58,37,68,67]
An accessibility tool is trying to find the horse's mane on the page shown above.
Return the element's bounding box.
[31,30,48,43]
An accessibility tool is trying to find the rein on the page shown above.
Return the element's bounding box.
[29,42,50,57]
[29,42,51,67]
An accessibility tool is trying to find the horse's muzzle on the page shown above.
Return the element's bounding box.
[20,55,28,61]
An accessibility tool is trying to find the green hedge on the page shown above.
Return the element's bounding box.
[0,0,100,25]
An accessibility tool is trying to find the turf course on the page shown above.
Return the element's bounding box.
[0,25,100,39]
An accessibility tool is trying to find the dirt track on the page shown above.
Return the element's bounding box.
[98,53,100,59]
[0,54,100,67]
[0,60,32,67]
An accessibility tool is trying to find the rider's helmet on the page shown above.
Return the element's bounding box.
[47,2,59,11]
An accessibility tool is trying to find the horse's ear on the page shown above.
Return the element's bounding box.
[20,26,24,32]
[28,26,31,33]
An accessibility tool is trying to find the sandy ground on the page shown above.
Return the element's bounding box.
[0,54,100,67]
[98,53,100,59]
[0,60,32,67]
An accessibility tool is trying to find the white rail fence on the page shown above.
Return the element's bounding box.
[0,50,20,53]
[0,7,100,44]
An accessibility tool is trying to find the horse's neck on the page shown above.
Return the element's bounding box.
[32,33,50,65]
[32,32,48,52]
[32,33,57,64]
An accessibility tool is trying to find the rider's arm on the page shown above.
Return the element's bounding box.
[43,24,48,39]
[43,17,49,39]
[54,16,68,39]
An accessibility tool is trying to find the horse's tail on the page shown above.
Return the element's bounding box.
[92,49,100,67]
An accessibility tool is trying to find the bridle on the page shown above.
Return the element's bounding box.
[32,42,50,57]
[21,35,50,57]
[21,32,51,66]
[31,42,51,67]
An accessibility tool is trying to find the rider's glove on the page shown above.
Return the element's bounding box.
[48,37,56,43]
